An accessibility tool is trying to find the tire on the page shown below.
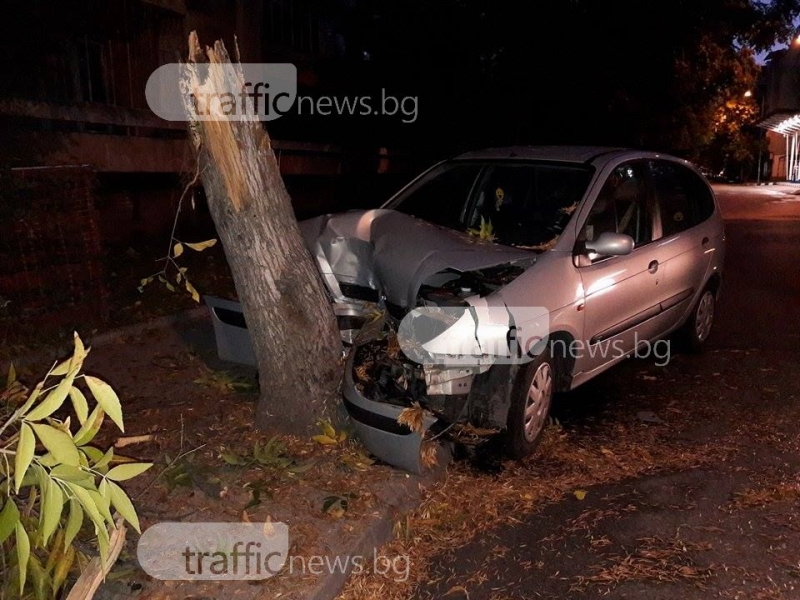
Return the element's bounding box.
[506,351,555,459]
[680,287,716,352]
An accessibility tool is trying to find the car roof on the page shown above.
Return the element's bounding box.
[453,145,633,165]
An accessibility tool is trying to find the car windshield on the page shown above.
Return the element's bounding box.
[388,161,594,248]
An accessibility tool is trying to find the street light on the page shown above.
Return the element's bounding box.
[744,89,765,183]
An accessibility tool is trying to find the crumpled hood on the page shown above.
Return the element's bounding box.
[300,209,536,308]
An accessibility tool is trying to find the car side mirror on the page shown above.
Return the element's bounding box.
[584,232,634,256]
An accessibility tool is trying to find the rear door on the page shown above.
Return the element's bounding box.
[646,159,719,331]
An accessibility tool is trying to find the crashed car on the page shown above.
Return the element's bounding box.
[299,146,726,472]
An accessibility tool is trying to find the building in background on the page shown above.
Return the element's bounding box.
[757,35,800,182]
[0,0,419,322]
[0,0,415,243]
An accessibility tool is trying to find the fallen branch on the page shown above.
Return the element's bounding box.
[114,434,156,448]
[65,517,127,600]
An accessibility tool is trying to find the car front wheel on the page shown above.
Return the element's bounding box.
[506,352,554,459]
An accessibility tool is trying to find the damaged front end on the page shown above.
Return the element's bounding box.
[301,211,545,472]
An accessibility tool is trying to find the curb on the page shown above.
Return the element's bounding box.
[305,447,451,600]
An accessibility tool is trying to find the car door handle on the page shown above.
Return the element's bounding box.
[701,236,710,247]
[648,260,659,274]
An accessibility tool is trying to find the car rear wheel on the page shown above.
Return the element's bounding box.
[681,287,716,352]
[506,352,554,459]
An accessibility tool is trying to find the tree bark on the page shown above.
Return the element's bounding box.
[181,33,343,435]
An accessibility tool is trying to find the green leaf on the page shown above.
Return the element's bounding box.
[80,445,104,464]
[17,382,43,417]
[73,405,104,446]
[68,387,89,425]
[106,463,153,482]
[63,499,83,550]
[25,372,75,421]
[38,452,58,468]
[84,376,124,432]
[220,449,247,466]
[40,478,64,546]
[6,362,16,388]
[107,480,141,533]
[15,521,30,594]
[31,423,81,466]
[186,239,217,251]
[94,447,114,471]
[71,332,88,370]
[15,423,35,492]
[65,483,106,534]
[0,498,20,544]
[96,523,110,565]
[50,358,72,377]
[18,463,44,488]
[49,333,88,378]
[173,242,184,258]
[50,464,93,486]
[96,480,114,524]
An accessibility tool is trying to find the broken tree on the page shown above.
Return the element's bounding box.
[181,33,343,434]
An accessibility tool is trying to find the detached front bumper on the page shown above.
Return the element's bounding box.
[342,348,437,474]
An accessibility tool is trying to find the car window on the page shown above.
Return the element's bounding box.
[390,161,593,248]
[649,160,715,238]
[469,164,592,247]
[581,161,652,249]
[392,163,482,229]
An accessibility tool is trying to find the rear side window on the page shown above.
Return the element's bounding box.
[649,160,715,238]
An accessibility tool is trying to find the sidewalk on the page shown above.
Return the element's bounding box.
[8,310,446,600]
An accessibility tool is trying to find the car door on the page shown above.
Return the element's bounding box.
[646,159,719,331]
[574,160,664,376]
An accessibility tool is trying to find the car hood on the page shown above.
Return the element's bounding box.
[300,209,537,308]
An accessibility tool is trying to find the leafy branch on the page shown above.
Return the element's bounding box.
[0,334,152,597]
[138,164,217,302]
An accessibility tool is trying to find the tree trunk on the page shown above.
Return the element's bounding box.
[181,33,343,435]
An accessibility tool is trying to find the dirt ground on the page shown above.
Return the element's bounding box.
[405,347,800,600]
[338,193,800,600]
[6,185,799,599]
[12,319,435,600]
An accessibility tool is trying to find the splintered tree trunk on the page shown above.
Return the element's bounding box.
[182,33,343,434]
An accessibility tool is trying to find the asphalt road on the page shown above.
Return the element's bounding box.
[416,184,800,600]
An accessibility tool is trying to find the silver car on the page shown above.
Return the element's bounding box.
[300,146,726,472]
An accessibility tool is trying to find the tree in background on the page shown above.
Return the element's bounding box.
[353,0,800,160]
